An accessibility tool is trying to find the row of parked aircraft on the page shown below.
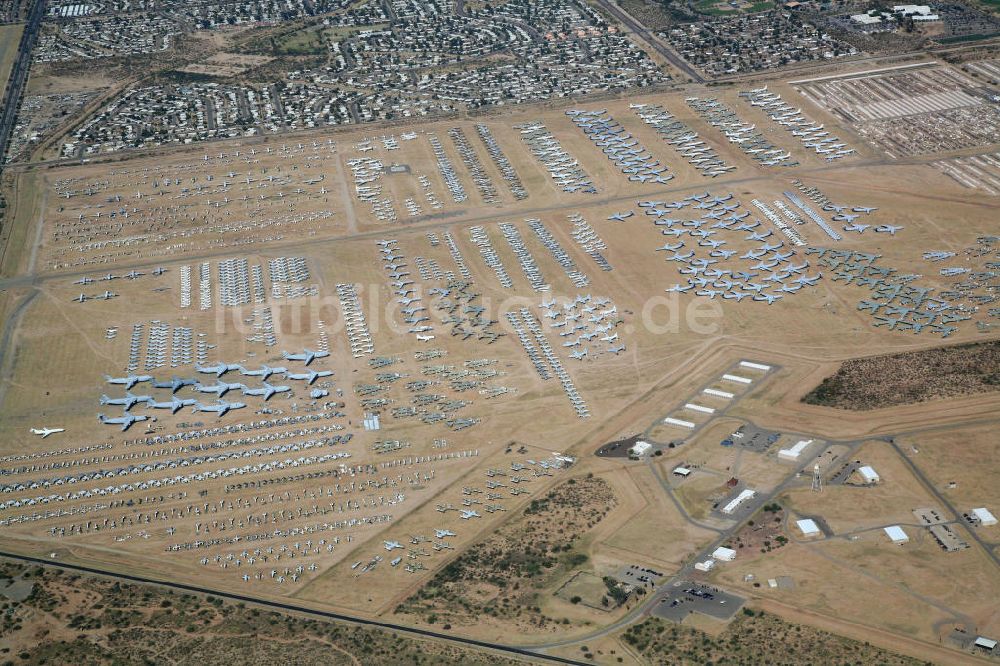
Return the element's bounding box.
[97,398,249,430]
[96,350,336,430]
[516,121,596,194]
[71,267,165,285]
[640,192,823,304]
[632,103,736,177]
[377,239,434,335]
[540,295,626,359]
[807,247,965,337]
[73,291,117,302]
[742,87,856,161]
[566,109,673,185]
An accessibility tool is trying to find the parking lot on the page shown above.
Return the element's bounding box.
[652,581,745,621]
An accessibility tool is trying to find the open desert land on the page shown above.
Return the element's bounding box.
[0,24,24,91]
[0,560,534,665]
[709,494,1000,636]
[894,423,1000,525]
[0,55,999,665]
[782,439,942,534]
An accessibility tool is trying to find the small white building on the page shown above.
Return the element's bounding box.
[721,489,756,515]
[975,637,997,651]
[778,439,814,461]
[712,546,737,561]
[851,13,883,24]
[893,4,930,14]
[892,4,939,19]
[858,465,880,484]
[630,440,652,457]
[694,559,716,572]
[972,507,997,527]
[884,525,909,544]
[672,466,691,477]
[796,518,821,537]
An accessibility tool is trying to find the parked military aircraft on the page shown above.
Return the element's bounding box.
[875,224,903,235]
[285,369,333,385]
[191,400,246,417]
[195,362,239,377]
[239,365,287,381]
[241,382,291,401]
[99,392,151,410]
[98,412,148,431]
[148,396,197,414]
[282,349,330,366]
[152,376,196,393]
[105,374,152,390]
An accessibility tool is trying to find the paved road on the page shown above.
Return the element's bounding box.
[589,0,705,83]
[0,0,45,171]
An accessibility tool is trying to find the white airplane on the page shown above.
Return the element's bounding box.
[459,510,481,519]
[416,334,435,342]
[435,529,456,538]
[30,427,64,439]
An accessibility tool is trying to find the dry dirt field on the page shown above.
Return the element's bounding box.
[0,560,528,665]
[0,59,998,665]
[895,423,1000,524]
[783,439,941,534]
[393,475,622,635]
[619,612,926,665]
[0,24,24,94]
